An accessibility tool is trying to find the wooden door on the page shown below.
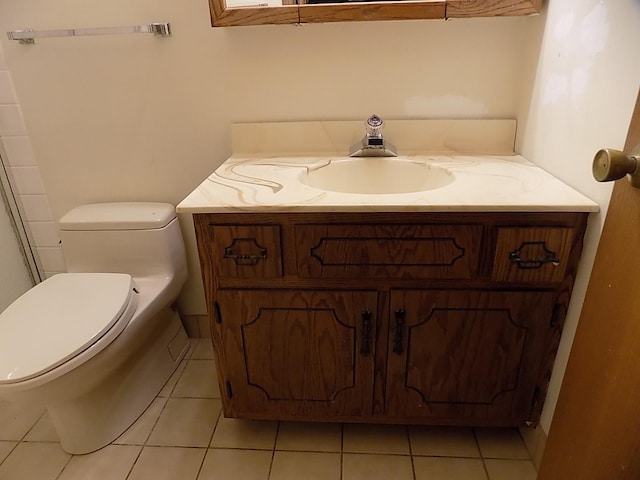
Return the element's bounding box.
[386,290,555,425]
[213,290,377,420]
[539,91,640,478]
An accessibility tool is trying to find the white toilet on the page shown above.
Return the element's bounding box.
[0,202,190,454]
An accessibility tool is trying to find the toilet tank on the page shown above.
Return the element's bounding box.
[58,203,187,283]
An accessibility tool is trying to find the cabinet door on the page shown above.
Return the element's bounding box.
[213,290,377,420]
[386,290,555,425]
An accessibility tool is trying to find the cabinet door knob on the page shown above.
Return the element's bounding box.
[392,309,405,355]
[592,147,640,187]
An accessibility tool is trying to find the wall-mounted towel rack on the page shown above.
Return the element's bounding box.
[6,22,171,45]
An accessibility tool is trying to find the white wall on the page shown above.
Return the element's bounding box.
[0,0,531,313]
[518,0,640,432]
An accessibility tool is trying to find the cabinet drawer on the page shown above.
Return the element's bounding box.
[209,225,282,279]
[296,224,482,279]
[491,227,574,283]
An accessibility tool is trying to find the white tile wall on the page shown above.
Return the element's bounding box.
[36,247,66,272]
[0,44,65,278]
[0,105,27,136]
[0,72,17,104]
[1,136,37,166]
[18,195,54,222]
[7,166,46,194]
[27,222,61,247]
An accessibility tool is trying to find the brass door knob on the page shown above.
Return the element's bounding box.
[592,148,640,186]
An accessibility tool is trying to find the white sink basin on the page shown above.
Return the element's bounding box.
[300,158,454,195]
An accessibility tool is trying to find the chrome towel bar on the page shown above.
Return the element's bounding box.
[7,22,171,45]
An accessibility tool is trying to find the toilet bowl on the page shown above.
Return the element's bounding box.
[0,202,189,454]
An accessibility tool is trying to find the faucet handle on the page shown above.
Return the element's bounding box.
[350,114,397,157]
[366,114,384,136]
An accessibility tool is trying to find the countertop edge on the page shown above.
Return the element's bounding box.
[177,204,600,214]
[177,154,601,215]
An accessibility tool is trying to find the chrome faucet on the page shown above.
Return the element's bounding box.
[349,114,397,157]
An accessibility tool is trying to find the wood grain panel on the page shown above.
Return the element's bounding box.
[242,307,355,401]
[214,290,377,418]
[299,1,445,23]
[539,90,640,479]
[406,307,526,403]
[296,224,482,279]
[492,227,574,284]
[209,1,299,26]
[206,225,283,279]
[192,211,589,425]
[386,290,555,424]
[447,0,542,17]
[209,0,539,27]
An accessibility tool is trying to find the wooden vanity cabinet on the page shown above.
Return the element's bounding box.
[194,211,588,426]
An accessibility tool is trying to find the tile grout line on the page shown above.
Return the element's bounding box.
[1,338,536,480]
[140,339,193,444]
[0,441,19,469]
[121,446,145,480]
[473,429,492,480]
[266,449,414,457]
[200,407,224,472]
[123,341,191,480]
[407,426,419,480]
[52,450,73,480]
[125,340,202,480]
[18,409,47,443]
[339,423,344,480]
[266,421,281,480]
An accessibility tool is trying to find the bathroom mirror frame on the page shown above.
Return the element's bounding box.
[208,0,542,27]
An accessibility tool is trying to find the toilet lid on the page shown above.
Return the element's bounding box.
[0,273,137,384]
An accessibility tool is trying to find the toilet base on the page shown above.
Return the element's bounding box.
[47,307,188,454]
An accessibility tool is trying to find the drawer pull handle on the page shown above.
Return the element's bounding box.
[392,309,405,355]
[360,310,372,356]
[223,238,267,266]
[509,242,560,269]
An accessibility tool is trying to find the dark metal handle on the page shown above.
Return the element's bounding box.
[223,252,267,265]
[509,242,560,269]
[223,238,267,266]
[360,310,372,356]
[392,309,405,355]
[213,301,222,324]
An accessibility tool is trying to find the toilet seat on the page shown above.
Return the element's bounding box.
[0,273,138,384]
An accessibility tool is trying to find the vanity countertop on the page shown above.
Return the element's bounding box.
[177,154,599,213]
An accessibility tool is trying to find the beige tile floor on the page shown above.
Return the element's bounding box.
[0,339,538,480]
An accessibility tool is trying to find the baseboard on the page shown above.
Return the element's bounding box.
[181,314,210,338]
[519,424,547,471]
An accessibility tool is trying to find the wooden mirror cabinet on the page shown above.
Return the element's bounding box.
[208,0,543,27]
